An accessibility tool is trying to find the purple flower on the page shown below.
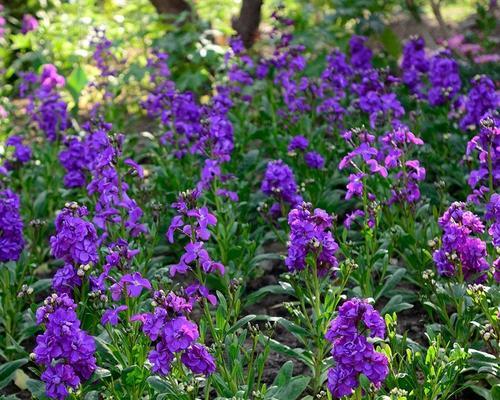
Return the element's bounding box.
[434,202,490,282]
[34,294,96,400]
[101,305,128,326]
[112,272,151,300]
[304,151,325,169]
[288,135,309,152]
[459,76,498,130]
[149,341,174,375]
[349,36,372,70]
[0,189,25,262]
[50,204,99,267]
[401,36,429,97]
[52,264,81,295]
[428,51,461,106]
[261,160,302,207]
[21,14,38,34]
[163,316,199,353]
[181,344,216,375]
[344,209,365,228]
[286,203,339,275]
[5,135,32,167]
[346,173,364,200]
[325,298,388,398]
[41,364,80,400]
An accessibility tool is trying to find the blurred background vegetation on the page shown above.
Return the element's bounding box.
[0,0,497,111]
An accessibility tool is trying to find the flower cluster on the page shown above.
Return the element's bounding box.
[34,294,96,400]
[459,76,499,130]
[339,129,387,201]
[339,126,425,227]
[433,202,489,282]
[428,50,461,106]
[141,290,215,376]
[22,64,69,141]
[285,203,339,276]
[325,298,388,398]
[401,36,429,97]
[84,120,147,237]
[90,238,139,293]
[50,203,99,294]
[486,194,500,247]
[0,189,25,262]
[261,160,302,214]
[466,114,499,203]
[486,194,500,281]
[167,189,224,276]
[59,136,91,188]
[379,127,426,204]
[3,135,32,169]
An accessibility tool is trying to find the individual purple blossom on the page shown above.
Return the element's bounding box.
[110,272,151,301]
[185,282,217,306]
[101,305,128,326]
[0,189,25,262]
[149,341,174,375]
[286,203,339,275]
[21,14,38,34]
[40,64,65,90]
[325,298,388,398]
[346,173,364,200]
[304,151,325,169]
[344,209,365,228]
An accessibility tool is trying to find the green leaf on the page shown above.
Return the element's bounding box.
[379,27,402,58]
[469,385,492,400]
[147,376,187,398]
[272,376,310,400]
[381,295,413,315]
[261,336,313,368]
[0,358,28,390]
[25,378,48,399]
[375,268,406,301]
[66,66,88,105]
[272,361,293,386]
[244,284,295,307]
[84,391,99,400]
[226,314,257,335]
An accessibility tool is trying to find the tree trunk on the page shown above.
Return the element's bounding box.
[429,0,448,38]
[232,0,263,49]
[149,0,191,16]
